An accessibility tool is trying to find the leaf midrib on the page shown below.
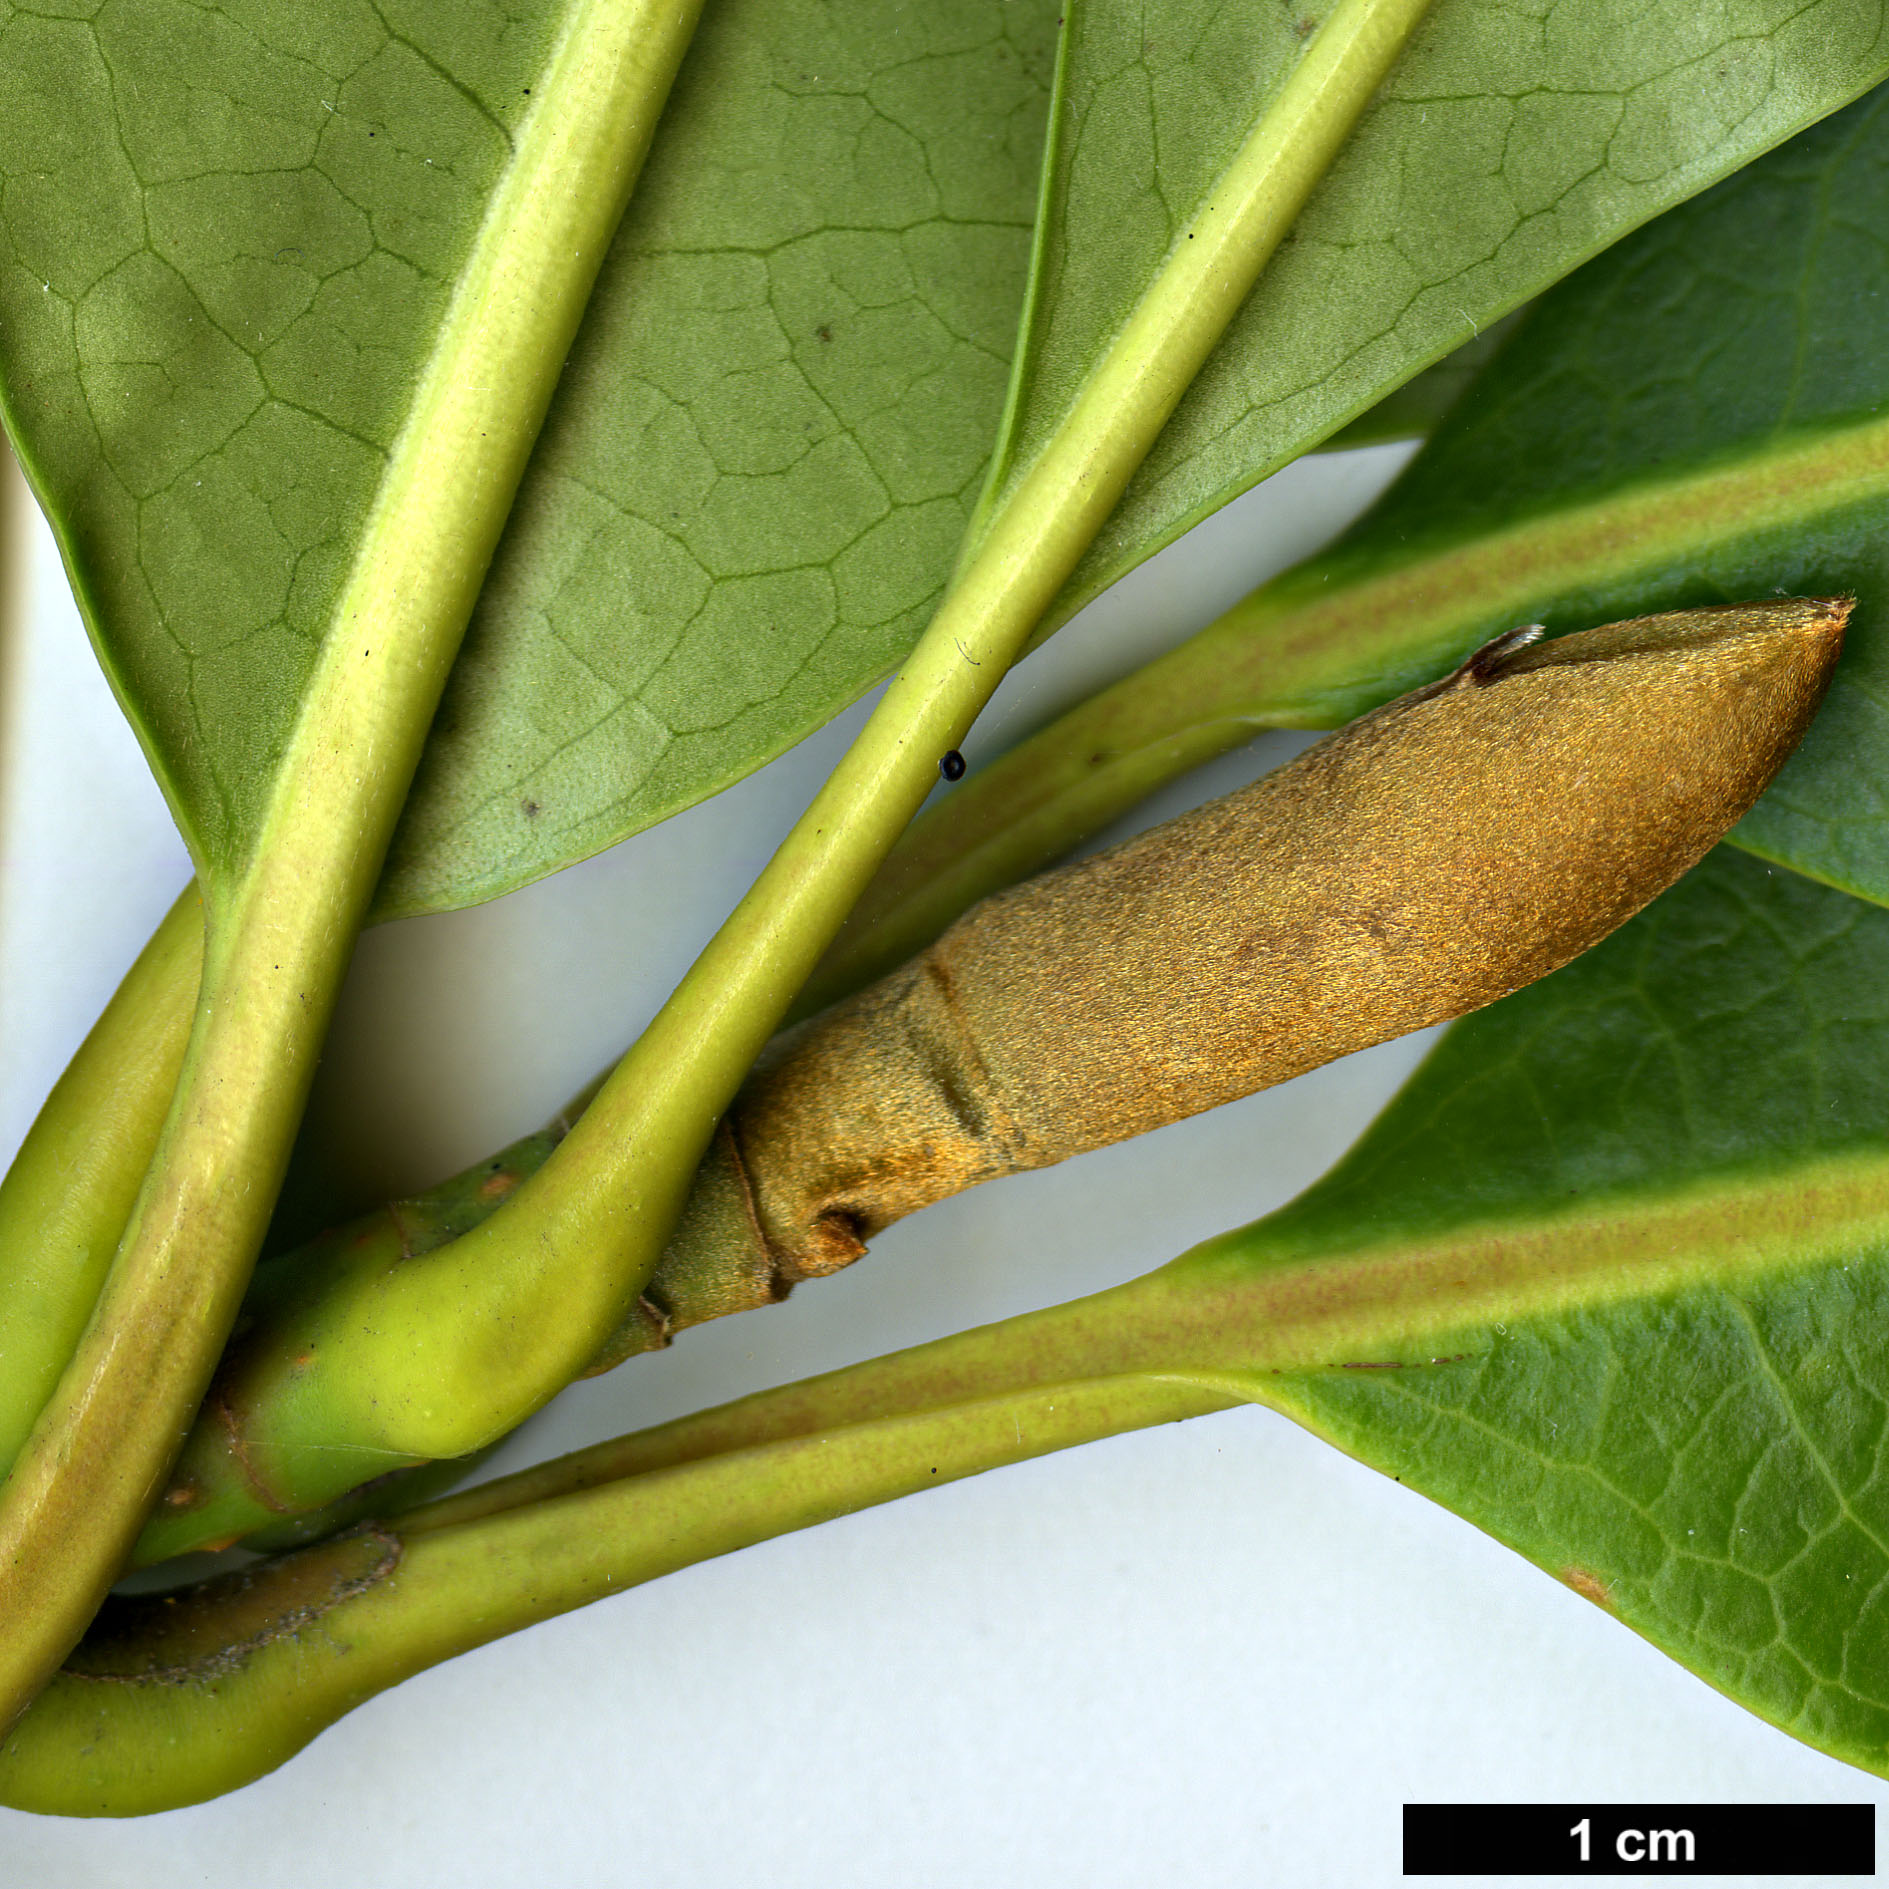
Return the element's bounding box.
[0,0,714,1733]
[1207,411,1889,727]
[1130,1144,1889,1384]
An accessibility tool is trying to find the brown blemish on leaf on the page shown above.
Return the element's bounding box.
[477,1168,518,1202]
[1561,1566,1615,1610]
[1338,1352,1471,1370]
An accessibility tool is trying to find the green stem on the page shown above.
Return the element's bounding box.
[152,0,1437,1526]
[406,1275,1219,1536]
[0,887,200,1476]
[139,567,1847,1566]
[0,1273,1232,1815]
[137,1123,569,1564]
[799,412,1889,1011]
[320,1132,1889,1542]
[18,1089,1882,1813]
[0,0,707,1730]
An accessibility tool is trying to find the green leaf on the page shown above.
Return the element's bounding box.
[1320,82,1889,904]
[374,0,1060,917]
[0,0,721,1725]
[0,0,1055,902]
[1312,307,1524,450]
[390,0,1889,921]
[12,2,1887,920]
[1196,847,1889,1771]
[0,1,1058,1691]
[814,74,1889,1009]
[0,0,554,878]
[994,0,1889,639]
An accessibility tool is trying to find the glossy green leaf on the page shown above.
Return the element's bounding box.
[992,0,1889,642]
[1186,847,1889,1771]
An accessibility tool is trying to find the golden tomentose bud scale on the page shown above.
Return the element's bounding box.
[597,597,1849,1355]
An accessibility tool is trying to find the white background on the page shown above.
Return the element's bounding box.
[3,439,1883,1885]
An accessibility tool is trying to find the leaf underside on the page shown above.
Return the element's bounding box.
[1002,0,1889,640]
[0,0,567,883]
[1042,77,1889,945]
[376,0,1059,917]
[408,0,1889,911]
[0,0,1059,904]
[1313,309,1525,452]
[354,0,1889,908]
[7,0,1886,916]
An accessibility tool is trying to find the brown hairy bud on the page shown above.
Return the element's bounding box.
[602,598,1848,1363]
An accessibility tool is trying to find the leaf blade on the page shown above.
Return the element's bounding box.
[0,0,713,1726]
[0,0,1062,910]
[0,0,568,877]
[373,0,1061,916]
[1014,0,1889,634]
[1168,849,1889,1774]
[808,76,1889,1008]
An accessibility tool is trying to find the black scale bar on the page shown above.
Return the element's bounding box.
[1403,1804,1874,1876]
